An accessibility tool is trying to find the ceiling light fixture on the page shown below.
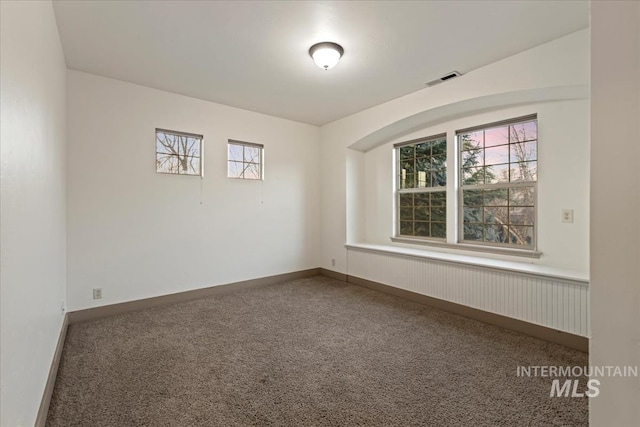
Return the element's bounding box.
[309,42,344,70]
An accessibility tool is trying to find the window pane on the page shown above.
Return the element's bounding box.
[511,161,537,182]
[156,134,175,154]
[182,156,200,175]
[431,154,446,170]
[431,206,445,222]
[244,163,260,179]
[484,189,508,206]
[229,144,243,161]
[400,146,414,161]
[244,146,260,163]
[509,226,534,246]
[228,161,243,178]
[414,193,429,207]
[416,157,430,172]
[414,207,429,221]
[399,194,413,207]
[510,122,537,143]
[485,224,508,243]
[460,132,482,150]
[509,187,535,206]
[431,139,446,156]
[414,222,429,237]
[400,207,413,221]
[175,135,188,155]
[432,222,446,238]
[400,159,416,173]
[462,167,483,185]
[463,190,483,207]
[484,145,509,166]
[178,136,200,157]
[484,126,509,147]
[156,154,180,174]
[400,161,415,175]
[415,142,430,158]
[485,164,510,184]
[463,223,483,241]
[157,132,179,154]
[463,207,483,223]
[400,173,415,189]
[509,207,535,225]
[510,141,537,163]
[485,207,508,225]
[432,169,447,187]
[400,221,413,235]
[430,192,446,206]
[461,149,482,168]
[416,160,430,188]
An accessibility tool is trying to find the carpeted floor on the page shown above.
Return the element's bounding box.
[47,275,588,426]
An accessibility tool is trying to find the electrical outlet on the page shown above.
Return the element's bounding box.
[93,288,102,300]
[331,259,336,267]
[562,209,574,223]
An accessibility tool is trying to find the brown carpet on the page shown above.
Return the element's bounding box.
[47,275,588,426]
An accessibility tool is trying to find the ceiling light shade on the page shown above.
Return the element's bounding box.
[309,42,344,70]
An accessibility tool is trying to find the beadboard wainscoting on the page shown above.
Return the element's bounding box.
[346,245,589,337]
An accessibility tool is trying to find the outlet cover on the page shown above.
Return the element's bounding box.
[93,288,102,300]
[561,209,574,223]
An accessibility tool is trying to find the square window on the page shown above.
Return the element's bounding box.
[228,140,263,180]
[156,129,203,176]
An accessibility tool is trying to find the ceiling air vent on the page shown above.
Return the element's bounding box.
[426,71,462,87]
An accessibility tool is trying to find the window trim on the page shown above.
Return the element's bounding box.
[455,114,537,135]
[227,139,264,180]
[389,236,542,258]
[393,133,446,148]
[395,133,448,242]
[456,115,538,251]
[155,128,203,177]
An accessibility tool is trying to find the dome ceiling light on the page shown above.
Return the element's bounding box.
[309,42,344,70]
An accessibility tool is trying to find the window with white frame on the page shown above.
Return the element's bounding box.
[393,115,538,254]
[155,129,203,176]
[458,115,537,249]
[227,140,263,180]
[395,134,447,239]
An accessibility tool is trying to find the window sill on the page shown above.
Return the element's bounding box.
[345,242,588,285]
[390,236,542,259]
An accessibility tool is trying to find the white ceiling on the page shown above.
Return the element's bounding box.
[52,1,589,126]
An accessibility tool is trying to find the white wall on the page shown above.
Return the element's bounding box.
[320,29,589,274]
[590,1,640,425]
[0,1,68,425]
[364,100,590,273]
[66,71,320,311]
